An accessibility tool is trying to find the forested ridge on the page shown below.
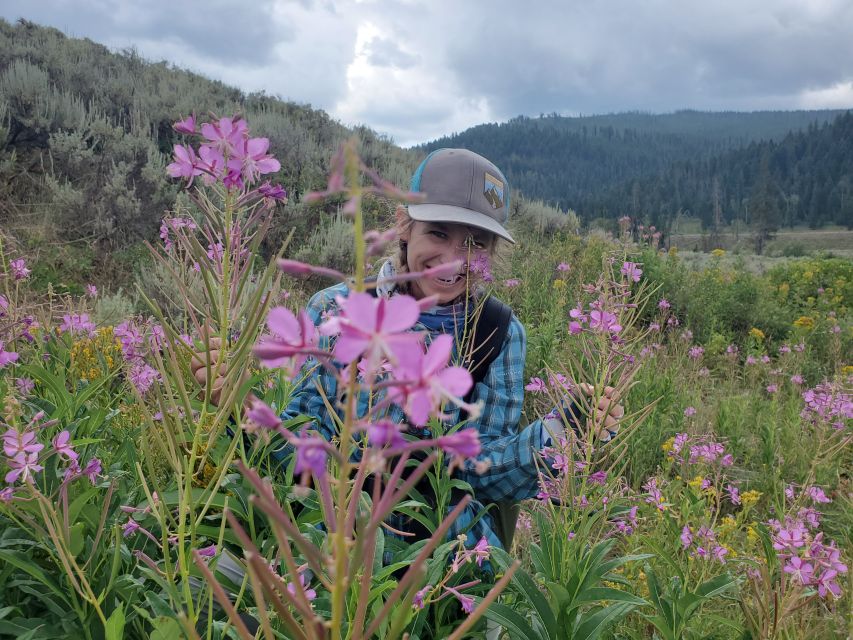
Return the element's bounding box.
[422,109,852,230]
[1,17,850,294]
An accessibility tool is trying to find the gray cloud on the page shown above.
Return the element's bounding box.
[366,36,418,69]
[2,0,851,145]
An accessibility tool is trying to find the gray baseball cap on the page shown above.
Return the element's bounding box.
[408,148,514,243]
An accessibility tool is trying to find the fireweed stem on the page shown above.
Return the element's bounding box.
[330,141,364,639]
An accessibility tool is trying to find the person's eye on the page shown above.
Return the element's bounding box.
[429,230,447,239]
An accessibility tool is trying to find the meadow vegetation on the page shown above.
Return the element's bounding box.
[0,114,850,640]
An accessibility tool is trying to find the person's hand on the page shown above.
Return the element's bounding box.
[189,327,254,408]
[190,333,227,406]
[577,383,625,442]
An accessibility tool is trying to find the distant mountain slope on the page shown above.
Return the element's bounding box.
[0,18,417,253]
[591,111,853,231]
[421,109,849,226]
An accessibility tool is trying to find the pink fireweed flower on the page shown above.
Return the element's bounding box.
[569,321,583,335]
[589,309,622,334]
[746,355,757,365]
[60,313,96,336]
[445,586,475,614]
[658,298,671,310]
[173,114,196,134]
[472,536,490,566]
[129,364,160,394]
[688,346,704,360]
[766,384,778,394]
[525,377,546,392]
[503,278,520,288]
[258,181,287,203]
[286,572,317,602]
[166,144,204,183]
[255,307,319,376]
[412,585,432,610]
[365,420,407,448]
[82,458,102,484]
[5,452,43,484]
[436,429,481,460]
[805,486,831,504]
[681,526,693,548]
[0,342,19,368]
[816,570,842,599]
[683,406,696,417]
[246,398,282,431]
[85,284,98,297]
[389,335,474,426]
[0,487,14,502]
[229,136,281,184]
[320,292,421,374]
[621,261,642,282]
[557,262,571,272]
[197,544,217,558]
[790,374,804,385]
[52,431,78,462]
[712,545,728,563]
[726,484,741,505]
[292,433,329,478]
[3,428,43,458]
[782,557,813,585]
[10,258,30,280]
[15,378,34,395]
[589,470,607,485]
[200,116,248,156]
[467,252,493,282]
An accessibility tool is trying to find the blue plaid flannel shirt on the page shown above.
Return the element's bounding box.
[277,282,548,550]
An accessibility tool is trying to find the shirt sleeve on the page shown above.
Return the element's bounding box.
[277,288,342,443]
[453,315,546,502]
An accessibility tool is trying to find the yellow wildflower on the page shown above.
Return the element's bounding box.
[778,282,789,297]
[746,525,759,544]
[748,328,765,341]
[718,515,737,537]
[552,279,566,289]
[661,436,675,453]
[741,490,762,508]
[793,316,815,330]
[711,248,725,257]
[668,246,678,256]
[688,475,705,491]
[842,365,853,376]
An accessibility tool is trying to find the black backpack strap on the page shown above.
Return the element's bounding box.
[463,295,513,401]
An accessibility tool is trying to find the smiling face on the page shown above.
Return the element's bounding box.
[398,218,494,304]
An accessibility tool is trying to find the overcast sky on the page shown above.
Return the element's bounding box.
[3,0,852,146]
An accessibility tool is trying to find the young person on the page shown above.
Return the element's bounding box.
[193,148,624,549]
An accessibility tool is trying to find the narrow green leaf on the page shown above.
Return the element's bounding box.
[478,599,538,640]
[574,602,636,640]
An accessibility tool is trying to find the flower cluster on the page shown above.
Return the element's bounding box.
[167,115,282,190]
[1,413,102,500]
[800,382,852,430]
[770,517,848,599]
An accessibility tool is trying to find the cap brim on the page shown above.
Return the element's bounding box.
[407,203,515,244]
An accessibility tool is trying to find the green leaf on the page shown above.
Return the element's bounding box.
[105,604,125,640]
[490,547,558,640]
[695,572,737,599]
[572,587,649,608]
[0,551,68,604]
[68,523,86,557]
[149,617,183,640]
[479,599,538,640]
[574,602,636,640]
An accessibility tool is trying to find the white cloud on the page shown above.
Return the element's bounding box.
[798,81,853,109]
